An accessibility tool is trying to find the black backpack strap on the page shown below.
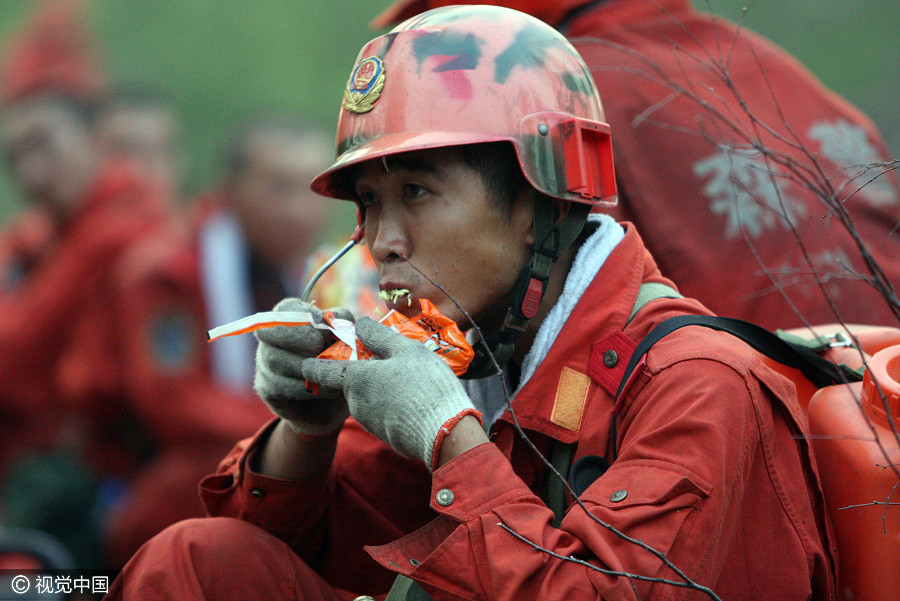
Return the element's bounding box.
[614,315,863,402]
[541,282,864,520]
[608,315,865,461]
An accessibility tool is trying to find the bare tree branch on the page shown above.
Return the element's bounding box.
[497,522,723,599]
[375,7,900,597]
[838,496,900,538]
[573,27,900,464]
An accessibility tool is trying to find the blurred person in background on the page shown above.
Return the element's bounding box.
[190,116,377,391]
[0,0,270,569]
[0,0,168,568]
[375,0,900,329]
[94,86,183,203]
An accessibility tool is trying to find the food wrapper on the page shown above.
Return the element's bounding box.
[207,299,474,393]
[316,298,474,375]
[207,310,359,356]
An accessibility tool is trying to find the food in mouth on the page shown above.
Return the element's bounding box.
[378,288,412,306]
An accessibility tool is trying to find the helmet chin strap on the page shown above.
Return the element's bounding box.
[461,201,591,380]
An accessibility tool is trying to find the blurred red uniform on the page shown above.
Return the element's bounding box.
[0,163,165,481]
[0,1,270,567]
[0,161,271,567]
[375,0,900,328]
[187,118,373,391]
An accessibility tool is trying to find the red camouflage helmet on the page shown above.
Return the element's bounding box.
[310,4,616,207]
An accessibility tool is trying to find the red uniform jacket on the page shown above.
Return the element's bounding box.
[0,165,167,477]
[563,0,900,328]
[201,224,836,600]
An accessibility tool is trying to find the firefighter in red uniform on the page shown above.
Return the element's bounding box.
[374,0,900,330]
[0,0,270,568]
[109,6,837,600]
[189,118,350,391]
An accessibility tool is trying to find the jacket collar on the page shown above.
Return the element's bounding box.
[498,223,666,442]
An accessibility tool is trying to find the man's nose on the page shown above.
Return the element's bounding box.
[367,207,411,263]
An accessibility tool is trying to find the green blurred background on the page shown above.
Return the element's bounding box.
[0,0,897,222]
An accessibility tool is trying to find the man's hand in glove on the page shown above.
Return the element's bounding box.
[301,316,487,470]
[254,298,354,437]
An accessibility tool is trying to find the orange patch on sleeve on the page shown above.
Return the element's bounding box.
[551,367,590,431]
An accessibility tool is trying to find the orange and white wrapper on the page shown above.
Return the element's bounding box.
[207,310,360,357]
[317,299,474,375]
[207,299,474,376]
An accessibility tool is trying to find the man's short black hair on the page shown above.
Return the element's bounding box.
[458,141,529,215]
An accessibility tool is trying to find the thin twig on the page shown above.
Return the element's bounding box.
[380,6,900,596]
[498,522,723,598]
[838,501,900,510]
[573,27,900,462]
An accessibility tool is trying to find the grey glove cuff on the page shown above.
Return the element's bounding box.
[378,386,479,469]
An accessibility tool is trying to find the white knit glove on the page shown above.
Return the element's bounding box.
[300,316,480,469]
[254,298,353,436]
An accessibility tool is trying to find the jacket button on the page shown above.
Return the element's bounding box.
[610,489,628,502]
[250,488,265,499]
[603,349,618,368]
[436,488,455,506]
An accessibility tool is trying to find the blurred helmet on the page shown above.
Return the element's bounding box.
[311,4,616,207]
[0,0,106,106]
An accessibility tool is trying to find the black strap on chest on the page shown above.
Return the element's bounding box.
[614,315,863,404]
[605,314,864,464]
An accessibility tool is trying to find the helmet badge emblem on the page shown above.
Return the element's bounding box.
[343,56,386,114]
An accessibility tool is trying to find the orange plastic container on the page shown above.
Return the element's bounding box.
[807,343,900,601]
[764,324,900,410]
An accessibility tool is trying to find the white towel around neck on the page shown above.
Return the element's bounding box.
[463,213,625,429]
